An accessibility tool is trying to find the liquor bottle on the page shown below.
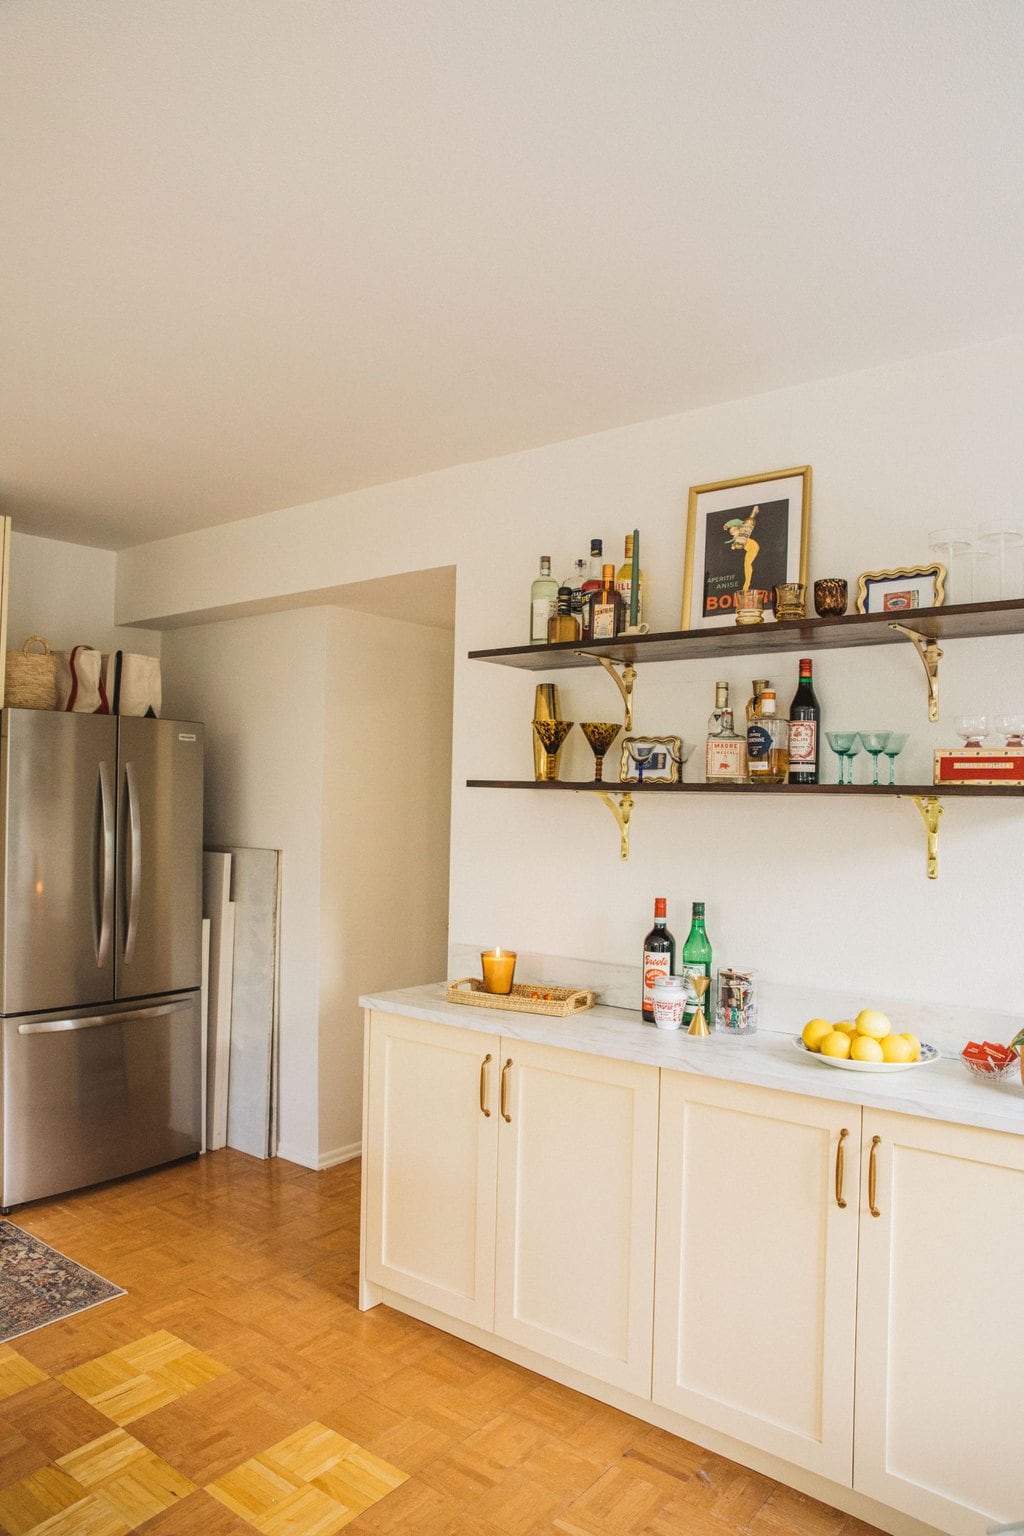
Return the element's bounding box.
[547,587,581,643]
[642,897,676,1021]
[680,901,713,1023]
[530,556,558,645]
[588,563,625,640]
[615,534,645,626]
[706,683,748,783]
[787,657,821,784]
[747,689,789,783]
[580,538,604,633]
[746,678,770,727]
[564,557,589,629]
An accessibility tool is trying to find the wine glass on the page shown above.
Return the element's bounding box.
[992,713,1023,748]
[579,722,621,783]
[881,732,908,785]
[954,714,988,748]
[826,731,860,785]
[857,732,892,786]
[532,719,574,781]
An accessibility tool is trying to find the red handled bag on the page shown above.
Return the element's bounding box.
[55,646,110,713]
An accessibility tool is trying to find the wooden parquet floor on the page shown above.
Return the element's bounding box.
[0,1152,886,1535]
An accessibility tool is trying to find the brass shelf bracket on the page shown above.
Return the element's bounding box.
[597,789,633,860]
[575,653,637,731]
[912,794,943,880]
[889,623,942,721]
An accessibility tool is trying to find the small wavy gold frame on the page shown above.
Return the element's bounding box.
[854,563,947,615]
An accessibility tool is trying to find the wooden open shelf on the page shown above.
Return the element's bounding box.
[468,598,1024,670]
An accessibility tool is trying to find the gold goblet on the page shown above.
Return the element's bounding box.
[579,722,621,782]
[532,719,574,781]
[687,975,711,1037]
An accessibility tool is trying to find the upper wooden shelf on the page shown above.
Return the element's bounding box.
[468,598,1024,670]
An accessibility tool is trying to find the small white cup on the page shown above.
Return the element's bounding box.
[652,976,686,1030]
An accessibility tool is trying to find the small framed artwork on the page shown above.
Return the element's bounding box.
[682,465,811,631]
[855,564,946,615]
[619,735,682,784]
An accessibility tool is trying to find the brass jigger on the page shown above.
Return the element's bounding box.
[687,975,711,1037]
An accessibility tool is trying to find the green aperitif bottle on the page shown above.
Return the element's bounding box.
[681,901,713,1024]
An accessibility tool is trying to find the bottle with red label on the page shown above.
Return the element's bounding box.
[788,657,821,784]
[642,897,676,1021]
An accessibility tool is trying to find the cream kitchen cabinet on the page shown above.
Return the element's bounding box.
[362,1011,498,1327]
[362,1011,660,1395]
[855,1109,1024,1536]
[652,1073,860,1485]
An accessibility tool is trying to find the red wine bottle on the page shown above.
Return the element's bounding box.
[642,897,676,1021]
[788,657,821,784]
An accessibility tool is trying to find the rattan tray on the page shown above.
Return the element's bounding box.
[446,978,597,1017]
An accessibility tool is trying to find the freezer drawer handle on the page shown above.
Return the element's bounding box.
[123,760,142,963]
[17,1002,184,1035]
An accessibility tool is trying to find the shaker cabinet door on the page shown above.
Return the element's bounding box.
[493,1040,659,1396]
[653,1073,860,1485]
[854,1110,1024,1535]
[363,1011,498,1329]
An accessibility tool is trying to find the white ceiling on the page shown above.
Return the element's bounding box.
[3,0,1023,551]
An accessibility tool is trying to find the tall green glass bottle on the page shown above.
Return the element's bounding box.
[681,901,713,1024]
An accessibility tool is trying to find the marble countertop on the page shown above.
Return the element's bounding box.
[360,982,1024,1137]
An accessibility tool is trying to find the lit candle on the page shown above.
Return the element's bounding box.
[629,528,639,627]
[480,948,517,994]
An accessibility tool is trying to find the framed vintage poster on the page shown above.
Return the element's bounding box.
[681,466,811,631]
[855,564,946,614]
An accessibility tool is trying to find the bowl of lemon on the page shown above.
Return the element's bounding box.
[796,1011,940,1072]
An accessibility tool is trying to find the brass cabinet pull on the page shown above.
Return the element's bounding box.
[835,1128,849,1208]
[479,1053,492,1117]
[869,1135,882,1218]
[500,1058,513,1123]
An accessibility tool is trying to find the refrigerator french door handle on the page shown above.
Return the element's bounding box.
[123,760,142,964]
[18,1001,185,1035]
[96,759,115,968]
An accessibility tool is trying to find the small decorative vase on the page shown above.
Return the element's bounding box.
[813,578,848,618]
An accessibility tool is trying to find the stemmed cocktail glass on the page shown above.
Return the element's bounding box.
[826,731,860,784]
[881,733,908,785]
[579,722,621,783]
[532,719,574,781]
[858,732,892,786]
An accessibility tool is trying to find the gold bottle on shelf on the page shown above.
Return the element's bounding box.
[533,683,563,780]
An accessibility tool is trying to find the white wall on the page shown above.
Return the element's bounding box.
[318,608,454,1163]
[114,334,1024,1130]
[6,532,160,656]
[161,608,327,1169]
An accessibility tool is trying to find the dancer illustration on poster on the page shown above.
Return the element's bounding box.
[724,505,761,590]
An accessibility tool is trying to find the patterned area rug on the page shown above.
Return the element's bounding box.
[0,1224,124,1343]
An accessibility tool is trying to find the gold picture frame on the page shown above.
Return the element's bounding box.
[855,564,947,615]
[682,466,811,630]
[619,735,682,784]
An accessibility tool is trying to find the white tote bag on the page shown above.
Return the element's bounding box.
[103,651,161,717]
[55,646,111,713]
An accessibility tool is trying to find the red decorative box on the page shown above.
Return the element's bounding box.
[933,747,1024,786]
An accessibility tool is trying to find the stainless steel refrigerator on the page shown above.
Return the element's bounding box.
[0,708,204,1211]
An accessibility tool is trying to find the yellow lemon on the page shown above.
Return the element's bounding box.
[901,1033,922,1062]
[802,1018,833,1052]
[880,1034,914,1064]
[855,1008,892,1040]
[850,1035,885,1063]
[820,1030,853,1059]
[832,1019,856,1035]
